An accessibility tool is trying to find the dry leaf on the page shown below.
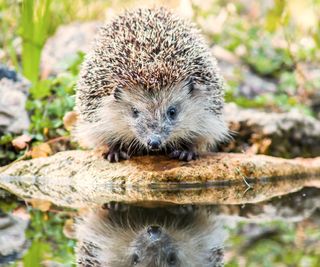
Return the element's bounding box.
[258,138,272,154]
[43,127,49,136]
[63,111,78,131]
[29,199,52,212]
[245,143,259,155]
[12,207,30,221]
[30,143,52,158]
[77,207,91,216]
[12,134,32,150]
[63,218,76,239]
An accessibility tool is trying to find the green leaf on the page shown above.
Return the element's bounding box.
[30,79,52,99]
[20,0,53,84]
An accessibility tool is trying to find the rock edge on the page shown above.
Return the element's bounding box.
[0,151,319,207]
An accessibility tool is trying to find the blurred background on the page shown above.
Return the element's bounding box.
[0,0,320,266]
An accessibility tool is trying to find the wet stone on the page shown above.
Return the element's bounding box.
[0,65,30,134]
[0,210,29,264]
[0,135,320,266]
[0,151,319,266]
[0,151,319,207]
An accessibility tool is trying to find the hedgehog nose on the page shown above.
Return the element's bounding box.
[147,225,162,241]
[147,137,161,150]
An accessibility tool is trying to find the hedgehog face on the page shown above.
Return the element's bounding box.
[76,207,225,267]
[106,223,222,267]
[112,79,208,152]
[123,224,224,267]
[91,77,227,155]
[125,225,181,267]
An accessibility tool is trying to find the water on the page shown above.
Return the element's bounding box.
[1,176,320,266]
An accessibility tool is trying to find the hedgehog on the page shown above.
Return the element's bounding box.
[76,204,225,267]
[75,8,229,162]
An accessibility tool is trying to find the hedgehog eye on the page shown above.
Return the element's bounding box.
[132,107,139,118]
[167,107,177,120]
[167,251,177,265]
[132,252,140,265]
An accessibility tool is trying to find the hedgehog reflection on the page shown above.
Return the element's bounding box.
[76,203,226,267]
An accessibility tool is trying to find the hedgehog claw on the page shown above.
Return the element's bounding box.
[166,204,197,215]
[169,150,198,161]
[105,149,129,162]
[169,150,180,158]
[103,201,129,212]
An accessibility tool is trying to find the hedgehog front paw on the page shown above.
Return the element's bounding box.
[104,148,129,162]
[169,150,199,161]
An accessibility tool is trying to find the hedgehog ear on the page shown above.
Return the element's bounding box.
[113,86,123,100]
[186,77,196,96]
[185,77,207,97]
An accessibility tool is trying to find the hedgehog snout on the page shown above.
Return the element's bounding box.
[147,135,162,150]
[147,225,162,241]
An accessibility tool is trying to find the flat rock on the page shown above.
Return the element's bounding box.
[0,65,30,134]
[41,21,103,76]
[0,211,29,263]
[0,151,319,208]
[224,103,320,157]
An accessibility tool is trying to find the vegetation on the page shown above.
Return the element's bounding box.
[199,0,320,116]
[20,0,52,84]
[226,220,320,267]
[0,200,76,266]
[0,0,319,266]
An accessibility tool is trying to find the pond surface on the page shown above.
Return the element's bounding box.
[1,175,320,267]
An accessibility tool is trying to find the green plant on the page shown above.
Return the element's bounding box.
[26,52,84,141]
[26,73,77,141]
[19,0,52,84]
[226,221,320,267]
[0,134,21,166]
[23,208,76,266]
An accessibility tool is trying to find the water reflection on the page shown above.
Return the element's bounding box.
[76,203,226,267]
[75,187,320,266]
[1,183,320,265]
